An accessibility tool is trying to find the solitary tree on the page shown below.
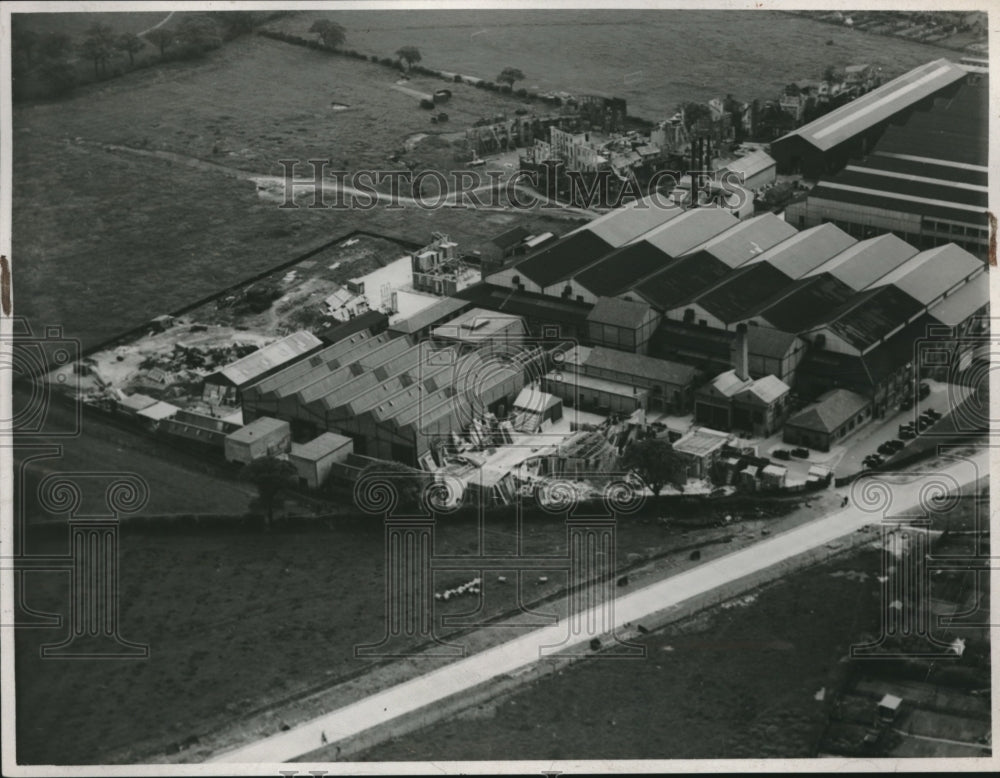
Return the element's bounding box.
[115,32,145,66]
[80,22,116,78]
[309,19,346,49]
[241,456,297,528]
[497,66,525,87]
[146,27,174,57]
[620,437,686,498]
[822,65,838,83]
[395,45,422,69]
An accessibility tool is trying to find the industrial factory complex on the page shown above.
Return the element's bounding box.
[65,56,988,502]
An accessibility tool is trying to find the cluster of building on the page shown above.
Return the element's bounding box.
[106,58,986,499]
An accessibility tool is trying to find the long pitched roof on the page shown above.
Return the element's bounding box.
[586,296,652,329]
[214,331,323,388]
[774,58,967,152]
[513,230,614,288]
[585,345,698,386]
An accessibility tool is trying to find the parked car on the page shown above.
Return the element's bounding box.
[919,382,931,400]
[887,439,905,452]
[863,454,884,468]
[791,447,809,459]
[899,428,916,440]
[925,408,941,420]
[773,449,791,460]
[878,441,895,456]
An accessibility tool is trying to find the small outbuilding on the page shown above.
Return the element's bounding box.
[224,416,292,464]
[289,432,354,489]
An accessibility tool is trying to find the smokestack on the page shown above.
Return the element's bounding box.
[734,323,749,381]
[690,137,699,208]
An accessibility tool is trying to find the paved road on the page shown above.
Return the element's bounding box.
[210,451,987,763]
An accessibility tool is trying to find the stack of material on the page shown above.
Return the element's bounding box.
[546,430,618,479]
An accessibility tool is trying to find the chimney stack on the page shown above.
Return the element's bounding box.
[734,323,749,381]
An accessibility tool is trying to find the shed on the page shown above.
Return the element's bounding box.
[135,400,180,424]
[512,386,563,431]
[203,331,323,405]
[877,694,903,722]
[289,432,354,489]
[224,417,291,464]
[118,392,158,415]
[760,463,788,489]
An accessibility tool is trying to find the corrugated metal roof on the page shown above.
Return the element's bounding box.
[824,285,925,351]
[216,331,322,388]
[136,400,179,421]
[775,58,967,152]
[871,244,984,303]
[575,241,678,297]
[805,184,988,225]
[805,233,919,290]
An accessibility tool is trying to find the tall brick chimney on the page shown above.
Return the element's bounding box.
[734,323,749,381]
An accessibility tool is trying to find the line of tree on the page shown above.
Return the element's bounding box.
[12,11,277,100]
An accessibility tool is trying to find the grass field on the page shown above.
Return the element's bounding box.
[354,493,989,761]
[15,502,763,764]
[267,9,955,118]
[12,33,573,351]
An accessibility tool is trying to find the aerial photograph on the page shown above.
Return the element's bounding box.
[1,1,994,773]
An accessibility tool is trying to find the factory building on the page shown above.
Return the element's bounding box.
[586,297,660,355]
[770,58,968,178]
[240,328,535,467]
[785,71,988,259]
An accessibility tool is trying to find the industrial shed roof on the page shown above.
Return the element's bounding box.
[773,58,967,152]
[683,213,798,268]
[640,208,738,258]
[456,283,594,329]
[738,374,790,405]
[865,152,988,187]
[928,274,989,326]
[695,262,794,324]
[823,285,925,351]
[786,389,870,434]
[757,273,857,333]
[208,331,323,388]
[577,193,686,246]
[388,296,468,334]
[491,226,532,249]
[575,241,679,297]
[871,244,984,304]
[635,253,737,311]
[721,149,777,181]
[805,233,919,290]
[585,345,698,386]
[317,310,388,344]
[806,182,989,226]
[514,230,615,287]
[586,296,653,329]
[833,167,987,208]
[744,223,856,277]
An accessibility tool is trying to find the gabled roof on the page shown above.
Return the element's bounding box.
[705,369,754,398]
[745,223,856,277]
[683,213,798,268]
[639,208,738,258]
[822,285,926,351]
[513,230,614,288]
[573,193,686,246]
[318,310,388,343]
[774,58,967,152]
[575,241,678,297]
[721,150,777,181]
[870,244,984,304]
[213,331,323,388]
[804,233,919,290]
[586,296,653,329]
[736,374,790,405]
[928,274,989,326]
[786,389,870,433]
[745,325,799,360]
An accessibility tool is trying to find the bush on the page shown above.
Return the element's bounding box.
[515,88,528,98]
[370,54,379,62]
[454,74,463,83]
[419,98,435,110]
